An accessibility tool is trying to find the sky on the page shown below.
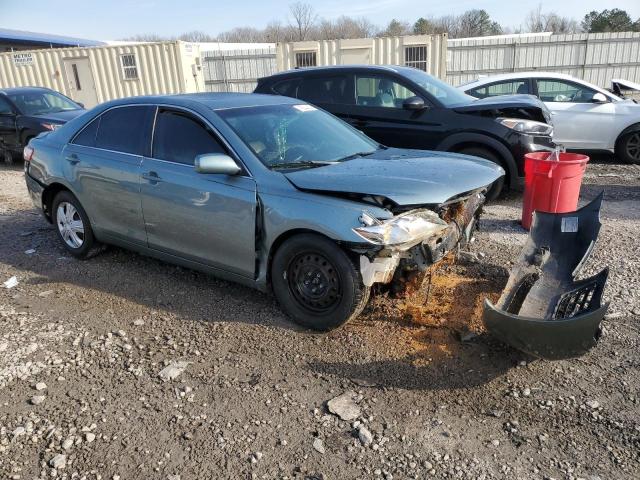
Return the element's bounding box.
[2,0,640,41]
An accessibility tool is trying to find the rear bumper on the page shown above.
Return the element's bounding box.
[25,172,44,211]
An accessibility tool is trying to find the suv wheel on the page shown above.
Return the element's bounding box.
[615,130,640,164]
[458,147,506,200]
[52,191,103,259]
[2,149,14,166]
[271,233,370,330]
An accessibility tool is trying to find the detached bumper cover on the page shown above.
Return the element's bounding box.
[483,193,609,360]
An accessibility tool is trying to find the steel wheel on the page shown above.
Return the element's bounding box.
[287,251,342,314]
[56,201,85,249]
[626,132,640,162]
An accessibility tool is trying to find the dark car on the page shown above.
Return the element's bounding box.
[0,86,86,165]
[255,65,555,198]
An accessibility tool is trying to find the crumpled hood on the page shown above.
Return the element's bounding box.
[453,94,551,123]
[283,148,504,206]
[29,109,85,124]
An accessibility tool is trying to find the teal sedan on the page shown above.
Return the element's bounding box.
[24,93,502,330]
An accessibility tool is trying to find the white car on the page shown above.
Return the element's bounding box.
[459,72,640,164]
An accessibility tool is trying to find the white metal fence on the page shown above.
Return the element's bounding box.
[447,32,640,88]
[201,47,277,93]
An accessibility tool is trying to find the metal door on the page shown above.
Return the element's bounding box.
[63,57,99,107]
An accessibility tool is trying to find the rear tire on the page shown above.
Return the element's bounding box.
[615,130,640,164]
[2,149,14,166]
[271,233,370,331]
[458,147,506,200]
[52,191,103,259]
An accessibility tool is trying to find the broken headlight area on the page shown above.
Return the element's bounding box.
[483,193,609,360]
[357,192,485,288]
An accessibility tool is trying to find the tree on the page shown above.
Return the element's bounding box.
[380,19,411,37]
[179,31,216,42]
[582,9,634,33]
[525,6,579,33]
[289,2,317,41]
[413,17,435,35]
[457,9,502,38]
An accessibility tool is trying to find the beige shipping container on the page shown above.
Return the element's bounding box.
[0,41,205,108]
[277,34,448,78]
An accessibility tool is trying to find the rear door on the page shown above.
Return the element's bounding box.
[349,73,441,149]
[294,74,355,121]
[140,107,257,277]
[63,105,153,244]
[535,78,616,150]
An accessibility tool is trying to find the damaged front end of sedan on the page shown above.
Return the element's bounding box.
[483,193,609,360]
[351,190,485,291]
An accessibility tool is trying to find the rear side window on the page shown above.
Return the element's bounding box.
[298,76,352,105]
[0,96,13,114]
[152,110,225,165]
[72,117,100,147]
[95,106,151,155]
[272,79,301,98]
[467,80,530,99]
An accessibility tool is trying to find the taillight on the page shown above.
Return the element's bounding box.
[23,145,34,162]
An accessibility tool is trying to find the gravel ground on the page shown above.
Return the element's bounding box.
[0,158,638,480]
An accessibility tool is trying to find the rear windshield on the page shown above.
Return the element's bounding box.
[8,91,81,115]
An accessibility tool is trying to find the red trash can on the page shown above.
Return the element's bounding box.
[521,152,589,230]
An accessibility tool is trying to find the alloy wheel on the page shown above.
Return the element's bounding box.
[56,202,85,249]
[626,133,640,162]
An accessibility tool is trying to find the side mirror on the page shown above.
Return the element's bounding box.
[591,92,608,103]
[194,153,241,175]
[402,96,426,111]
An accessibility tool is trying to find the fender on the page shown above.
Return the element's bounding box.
[436,133,519,187]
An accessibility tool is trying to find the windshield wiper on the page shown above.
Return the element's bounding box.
[269,160,337,170]
[335,150,378,162]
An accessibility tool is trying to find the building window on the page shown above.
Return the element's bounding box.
[120,54,139,80]
[404,45,428,71]
[295,51,317,68]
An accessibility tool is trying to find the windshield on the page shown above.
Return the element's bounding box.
[401,68,474,107]
[218,104,379,169]
[8,91,81,115]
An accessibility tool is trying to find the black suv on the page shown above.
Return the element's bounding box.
[0,87,86,165]
[255,66,555,198]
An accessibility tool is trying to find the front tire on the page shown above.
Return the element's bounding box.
[271,233,370,331]
[615,130,640,164]
[52,191,102,259]
[458,147,506,200]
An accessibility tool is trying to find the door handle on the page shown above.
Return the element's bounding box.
[65,154,80,164]
[142,171,163,183]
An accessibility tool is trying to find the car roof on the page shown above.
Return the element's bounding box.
[0,86,58,95]
[103,92,301,111]
[259,64,420,81]
[461,72,585,87]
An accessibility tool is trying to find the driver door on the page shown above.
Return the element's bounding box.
[140,107,257,278]
[536,78,616,150]
[349,74,440,149]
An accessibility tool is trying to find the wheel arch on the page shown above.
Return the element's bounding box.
[41,182,73,223]
[615,122,640,144]
[437,133,518,187]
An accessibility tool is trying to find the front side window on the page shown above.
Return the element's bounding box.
[218,104,379,169]
[468,80,530,99]
[355,75,418,108]
[7,91,81,115]
[152,110,225,165]
[537,79,598,103]
[95,106,150,155]
[298,76,351,105]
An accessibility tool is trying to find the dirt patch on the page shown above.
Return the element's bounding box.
[367,261,505,363]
